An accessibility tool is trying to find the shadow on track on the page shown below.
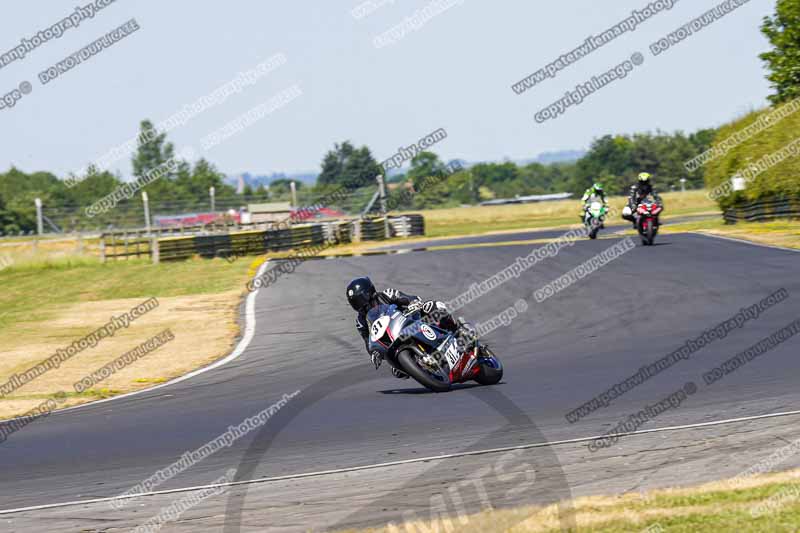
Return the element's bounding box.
[221,366,575,532]
[379,382,496,394]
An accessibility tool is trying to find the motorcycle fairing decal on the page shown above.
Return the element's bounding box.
[420,324,437,341]
[370,316,390,342]
[443,341,460,368]
[457,349,479,379]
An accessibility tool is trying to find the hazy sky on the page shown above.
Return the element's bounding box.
[0,0,776,179]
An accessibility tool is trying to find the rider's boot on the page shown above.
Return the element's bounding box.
[391,367,409,379]
[456,317,478,347]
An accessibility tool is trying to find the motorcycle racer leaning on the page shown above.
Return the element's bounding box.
[346,277,475,379]
[580,182,608,226]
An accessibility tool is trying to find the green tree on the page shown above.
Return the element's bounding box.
[268,178,301,200]
[317,141,382,189]
[573,135,634,194]
[131,120,176,180]
[760,0,800,104]
[407,152,448,190]
[61,167,124,230]
[175,159,228,199]
[0,192,13,234]
[705,105,800,208]
[318,148,346,187]
[255,184,270,201]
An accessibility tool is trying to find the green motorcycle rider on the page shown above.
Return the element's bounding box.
[580,183,608,227]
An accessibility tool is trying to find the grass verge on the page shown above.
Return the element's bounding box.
[0,256,262,420]
[404,190,718,239]
[661,218,800,250]
[349,469,800,532]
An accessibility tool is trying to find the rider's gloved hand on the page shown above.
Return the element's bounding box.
[405,299,424,313]
[457,317,476,335]
[370,350,383,369]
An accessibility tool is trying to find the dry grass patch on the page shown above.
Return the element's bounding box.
[349,469,800,532]
[698,220,800,250]
[404,190,718,238]
[0,290,244,420]
[658,218,800,250]
[0,235,101,268]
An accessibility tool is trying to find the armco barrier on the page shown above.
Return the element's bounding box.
[321,221,354,244]
[148,215,423,263]
[388,214,424,237]
[723,197,800,224]
[360,218,387,241]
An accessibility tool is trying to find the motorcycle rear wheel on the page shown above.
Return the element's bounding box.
[397,349,451,392]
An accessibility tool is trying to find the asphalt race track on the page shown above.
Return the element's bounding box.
[373,214,718,251]
[2,231,799,531]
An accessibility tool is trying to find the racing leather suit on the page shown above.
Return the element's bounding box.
[623,183,660,224]
[580,188,608,222]
[628,182,654,208]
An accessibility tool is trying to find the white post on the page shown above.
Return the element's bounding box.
[142,191,151,235]
[210,186,216,213]
[290,181,297,207]
[376,174,390,238]
[680,178,686,193]
[34,198,43,235]
[376,175,388,214]
[151,237,159,264]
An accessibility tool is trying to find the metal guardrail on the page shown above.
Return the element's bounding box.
[723,197,800,224]
[360,218,387,241]
[109,215,425,263]
[101,233,154,261]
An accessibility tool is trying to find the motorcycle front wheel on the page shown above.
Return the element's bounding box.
[397,349,451,392]
[475,346,504,386]
[643,220,655,246]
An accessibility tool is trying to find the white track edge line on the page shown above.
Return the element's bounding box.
[3,407,800,515]
[39,260,270,418]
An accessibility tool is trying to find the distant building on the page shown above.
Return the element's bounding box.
[155,212,240,227]
[480,192,573,206]
[247,202,292,223]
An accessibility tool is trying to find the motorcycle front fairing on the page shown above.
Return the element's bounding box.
[365,304,401,358]
[365,304,462,378]
[395,313,477,381]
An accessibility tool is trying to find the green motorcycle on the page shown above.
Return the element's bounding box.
[584,201,607,240]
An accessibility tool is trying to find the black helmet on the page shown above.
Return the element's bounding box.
[346,277,376,312]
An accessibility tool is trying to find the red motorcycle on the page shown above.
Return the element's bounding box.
[636,197,663,246]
